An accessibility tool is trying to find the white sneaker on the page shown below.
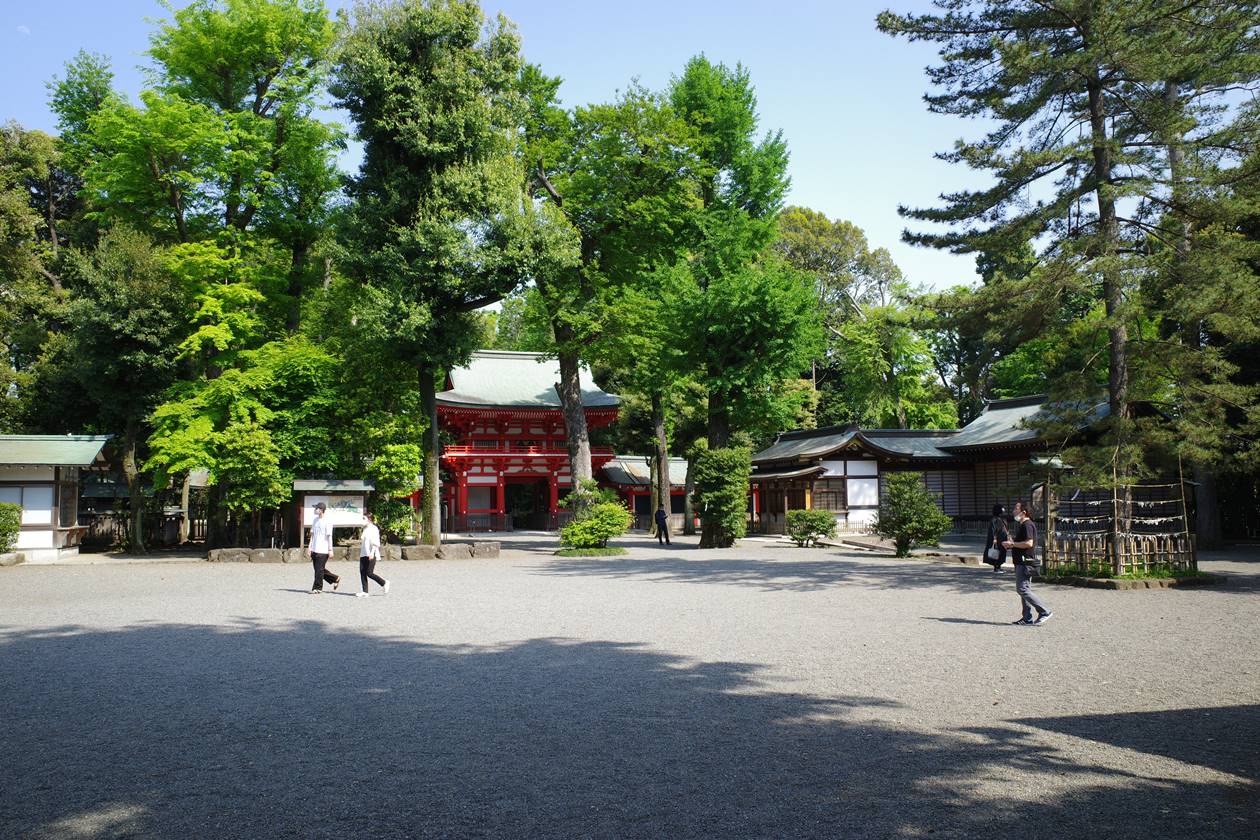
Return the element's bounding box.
[382,580,391,595]
[355,592,367,598]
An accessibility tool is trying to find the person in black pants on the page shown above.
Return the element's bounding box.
[356,512,389,598]
[654,505,671,545]
[1004,501,1052,625]
[985,503,1009,572]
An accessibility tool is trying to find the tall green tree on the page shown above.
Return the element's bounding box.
[64,228,191,550]
[331,0,554,545]
[524,75,700,488]
[879,0,1260,483]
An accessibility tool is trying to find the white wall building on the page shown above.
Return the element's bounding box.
[0,435,110,563]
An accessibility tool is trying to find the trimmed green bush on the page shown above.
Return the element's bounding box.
[786,509,837,547]
[555,547,628,557]
[692,444,752,548]
[559,501,631,549]
[873,472,952,557]
[0,502,20,554]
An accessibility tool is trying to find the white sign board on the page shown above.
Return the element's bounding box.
[303,495,367,528]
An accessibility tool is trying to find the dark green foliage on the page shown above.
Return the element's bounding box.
[691,444,752,548]
[874,472,953,557]
[0,502,20,553]
[878,0,1260,489]
[364,443,423,539]
[785,509,837,548]
[559,501,632,549]
[332,0,548,544]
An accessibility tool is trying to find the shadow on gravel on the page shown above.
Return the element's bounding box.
[1016,706,1260,781]
[0,623,1254,839]
[532,553,1006,593]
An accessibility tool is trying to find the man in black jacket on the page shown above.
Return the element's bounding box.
[654,505,671,545]
[1003,501,1052,626]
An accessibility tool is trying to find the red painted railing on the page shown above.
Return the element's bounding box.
[444,444,615,457]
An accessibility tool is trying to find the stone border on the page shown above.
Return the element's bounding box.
[1042,573,1225,590]
[206,542,501,563]
[0,551,25,567]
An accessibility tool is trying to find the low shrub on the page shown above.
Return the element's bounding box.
[873,472,952,557]
[692,443,752,548]
[555,547,628,557]
[785,509,837,547]
[0,502,20,553]
[559,501,631,549]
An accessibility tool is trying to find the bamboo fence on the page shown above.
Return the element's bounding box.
[1044,479,1197,577]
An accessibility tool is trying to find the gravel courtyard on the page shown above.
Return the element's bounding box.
[1,536,1256,840]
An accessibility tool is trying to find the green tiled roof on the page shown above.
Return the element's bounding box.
[940,396,1107,450]
[858,430,961,459]
[602,455,688,487]
[0,435,111,466]
[751,395,1105,466]
[751,428,856,464]
[438,351,621,409]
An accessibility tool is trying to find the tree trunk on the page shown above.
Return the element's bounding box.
[707,383,730,449]
[1194,467,1222,551]
[651,391,670,513]
[123,416,145,553]
[683,458,696,536]
[1087,63,1128,570]
[286,238,309,332]
[419,366,442,547]
[179,473,191,544]
[553,338,592,487]
[1086,71,1128,430]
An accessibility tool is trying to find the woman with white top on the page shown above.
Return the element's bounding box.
[307,501,341,594]
[356,512,390,597]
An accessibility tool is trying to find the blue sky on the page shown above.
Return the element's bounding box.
[1,0,989,288]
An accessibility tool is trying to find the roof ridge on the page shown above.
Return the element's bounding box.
[0,434,112,440]
[778,424,854,441]
[860,429,960,437]
[470,349,549,360]
[984,394,1045,409]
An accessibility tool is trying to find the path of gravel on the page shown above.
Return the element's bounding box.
[1,536,1256,839]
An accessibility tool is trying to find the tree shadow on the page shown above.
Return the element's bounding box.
[1015,706,1260,781]
[531,550,1009,593]
[0,622,1253,838]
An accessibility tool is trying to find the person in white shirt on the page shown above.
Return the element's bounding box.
[356,512,390,597]
[306,502,341,594]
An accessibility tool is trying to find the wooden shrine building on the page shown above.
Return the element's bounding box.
[750,395,1100,534]
[437,351,620,532]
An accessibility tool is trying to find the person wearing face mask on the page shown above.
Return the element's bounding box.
[1002,500,1052,625]
[306,501,341,594]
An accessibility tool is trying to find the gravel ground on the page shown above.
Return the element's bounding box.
[1,535,1256,839]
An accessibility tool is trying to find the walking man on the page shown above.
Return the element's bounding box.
[1003,501,1052,625]
[356,512,390,598]
[307,501,340,594]
[654,504,671,545]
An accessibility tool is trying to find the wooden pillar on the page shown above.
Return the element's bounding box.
[804,483,813,510]
[457,472,468,516]
[549,474,559,513]
[496,472,505,514]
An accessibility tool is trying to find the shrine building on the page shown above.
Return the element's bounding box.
[437,351,620,532]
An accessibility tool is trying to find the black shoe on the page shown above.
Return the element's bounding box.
[1033,612,1054,625]
[1012,618,1032,625]
[332,577,341,591]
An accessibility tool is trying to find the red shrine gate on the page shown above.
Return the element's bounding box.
[434,351,621,532]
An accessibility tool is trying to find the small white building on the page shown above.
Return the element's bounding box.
[0,435,110,563]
